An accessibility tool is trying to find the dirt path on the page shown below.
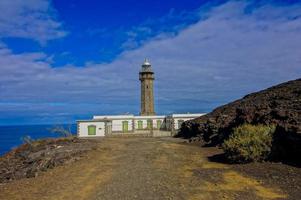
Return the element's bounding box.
[0,137,287,200]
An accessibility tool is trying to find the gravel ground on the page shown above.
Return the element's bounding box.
[0,137,296,200]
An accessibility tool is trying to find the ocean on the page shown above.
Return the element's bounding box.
[0,124,77,156]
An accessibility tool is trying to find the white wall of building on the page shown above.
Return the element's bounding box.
[78,121,105,137]
[173,118,194,130]
[134,116,165,129]
[134,119,162,129]
[111,119,133,132]
[171,113,206,130]
[77,113,206,136]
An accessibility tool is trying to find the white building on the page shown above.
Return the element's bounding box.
[77,113,205,137]
[77,59,206,137]
[166,113,206,130]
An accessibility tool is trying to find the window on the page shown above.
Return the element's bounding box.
[178,120,184,129]
[122,121,129,132]
[138,120,143,129]
[147,120,152,129]
[88,125,96,135]
[157,120,162,129]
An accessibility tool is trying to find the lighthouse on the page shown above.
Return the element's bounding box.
[139,59,155,116]
[77,59,206,137]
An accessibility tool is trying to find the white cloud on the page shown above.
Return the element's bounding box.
[0,0,67,44]
[1,1,301,123]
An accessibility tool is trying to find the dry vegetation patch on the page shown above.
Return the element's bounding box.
[0,137,100,183]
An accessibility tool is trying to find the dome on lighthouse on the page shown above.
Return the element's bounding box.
[143,58,151,66]
[141,58,153,72]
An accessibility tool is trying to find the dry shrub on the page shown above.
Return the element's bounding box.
[222,124,275,163]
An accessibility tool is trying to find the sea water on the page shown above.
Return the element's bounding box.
[0,124,76,156]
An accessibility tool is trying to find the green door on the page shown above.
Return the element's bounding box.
[147,120,152,129]
[157,120,162,129]
[138,121,143,129]
[88,125,96,135]
[122,121,128,132]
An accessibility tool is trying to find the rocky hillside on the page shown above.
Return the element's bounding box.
[179,78,301,161]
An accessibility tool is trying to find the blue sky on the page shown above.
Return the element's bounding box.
[3,0,220,66]
[0,0,301,125]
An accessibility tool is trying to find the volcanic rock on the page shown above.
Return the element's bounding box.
[179,78,301,161]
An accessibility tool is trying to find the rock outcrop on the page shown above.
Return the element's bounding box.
[179,78,301,161]
[0,137,99,183]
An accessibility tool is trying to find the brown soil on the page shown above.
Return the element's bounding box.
[0,137,300,200]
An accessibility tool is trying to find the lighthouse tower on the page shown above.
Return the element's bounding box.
[139,59,155,116]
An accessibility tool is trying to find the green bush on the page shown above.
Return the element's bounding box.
[222,124,275,163]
